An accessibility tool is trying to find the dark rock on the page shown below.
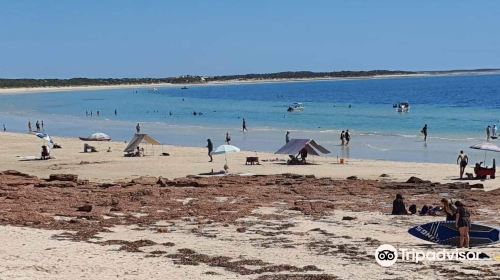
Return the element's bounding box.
[236,227,246,233]
[2,170,36,178]
[406,176,425,184]
[77,205,92,212]
[131,176,158,185]
[157,177,171,187]
[49,174,78,182]
[470,184,484,189]
[342,216,357,221]
[379,174,389,177]
[346,176,358,180]
[35,181,77,188]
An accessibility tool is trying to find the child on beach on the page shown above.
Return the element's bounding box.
[441,198,457,221]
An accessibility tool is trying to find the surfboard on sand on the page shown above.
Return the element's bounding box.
[408,221,499,247]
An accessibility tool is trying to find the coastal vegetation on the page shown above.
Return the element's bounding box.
[0,70,411,88]
[1,69,498,88]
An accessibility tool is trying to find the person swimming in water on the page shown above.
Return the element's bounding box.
[457,150,469,179]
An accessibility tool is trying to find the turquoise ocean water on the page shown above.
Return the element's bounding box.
[1,74,499,164]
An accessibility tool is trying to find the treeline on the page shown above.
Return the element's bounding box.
[0,70,416,88]
[0,77,204,88]
[206,70,415,81]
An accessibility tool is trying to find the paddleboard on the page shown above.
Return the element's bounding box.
[408,221,499,247]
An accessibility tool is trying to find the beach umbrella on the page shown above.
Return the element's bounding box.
[87,132,111,141]
[470,143,500,153]
[35,132,54,147]
[470,142,500,164]
[211,144,240,168]
[211,144,241,155]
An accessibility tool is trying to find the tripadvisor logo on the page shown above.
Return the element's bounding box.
[375,244,398,267]
[374,244,485,266]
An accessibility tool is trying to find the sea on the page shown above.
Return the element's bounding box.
[1,74,500,164]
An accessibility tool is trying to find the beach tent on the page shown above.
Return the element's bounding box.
[124,133,161,155]
[275,139,330,156]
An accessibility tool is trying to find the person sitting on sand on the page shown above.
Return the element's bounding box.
[441,198,457,221]
[135,146,143,157]
[41,145,50,160]
[457,150,469,179]
[455,200,471,248]
[391,193,408,215]
[299,147,308,163]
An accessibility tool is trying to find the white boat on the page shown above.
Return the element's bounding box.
[287,102,304,112]
[393,102,410,112]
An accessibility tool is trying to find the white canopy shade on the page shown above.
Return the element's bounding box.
[470,143,500,153]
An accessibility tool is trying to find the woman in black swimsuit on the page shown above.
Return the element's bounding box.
[455,200,471,248]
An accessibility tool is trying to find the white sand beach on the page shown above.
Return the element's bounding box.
[0,132,496,191]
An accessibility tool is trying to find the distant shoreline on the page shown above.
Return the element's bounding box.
[1,70,499,96]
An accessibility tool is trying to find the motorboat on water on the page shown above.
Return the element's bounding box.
[393,102,410,112]
[181,86,188,90]
[287,102,304,112]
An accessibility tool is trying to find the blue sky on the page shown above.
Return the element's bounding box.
[1,0,499,78]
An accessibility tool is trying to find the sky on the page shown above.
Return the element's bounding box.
[1,0,499,78]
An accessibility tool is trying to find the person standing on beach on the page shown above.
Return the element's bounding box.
[486,125,491,140]
[242,118,247,132]
[114,109,117,116]
[345,130,350,145]
[2,124,6,132]
[97,110,100,117]
[41,120,44,131]
[225,132,231,144]
[456,150,469,179]
[35,121,40,132]
[207,139,213,162]
[340,130,345,146]
[493,124,498,137]
[136,123,141,133]
[28,121,32,133]
[286,131,290,143]
[421,124,428,141]
[455,200,471,248]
